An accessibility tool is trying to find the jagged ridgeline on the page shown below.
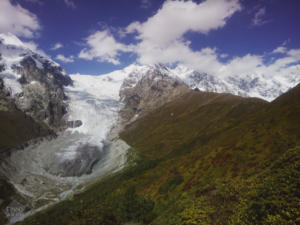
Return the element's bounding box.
[0,32,299,225]
[0,33,72,131]
[16,84,300,225]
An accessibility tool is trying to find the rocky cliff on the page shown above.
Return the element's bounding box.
[0,33,72,130]
[119,65,190,123]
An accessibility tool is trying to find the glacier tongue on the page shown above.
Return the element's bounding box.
[65,64,149,145]
[0,64,153,223]
[0,63,159,223]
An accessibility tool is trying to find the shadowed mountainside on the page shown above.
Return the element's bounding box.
[0,79,53,225]
[0,79,53,153]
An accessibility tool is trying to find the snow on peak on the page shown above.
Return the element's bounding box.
[169,64,300,101]
[0,33,65,96]
[0,33,25,47]
[0,33,60,68]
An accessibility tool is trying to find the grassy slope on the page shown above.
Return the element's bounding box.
[16,85,300,225]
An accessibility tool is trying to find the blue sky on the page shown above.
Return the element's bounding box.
[1,0,300,76]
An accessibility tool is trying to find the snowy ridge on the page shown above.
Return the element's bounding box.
[68,61,300,140]
[0,33,64,96]
[171,64,300,101]
[0,33,299,222]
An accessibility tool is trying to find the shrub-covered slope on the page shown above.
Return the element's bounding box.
[16,85,300,225]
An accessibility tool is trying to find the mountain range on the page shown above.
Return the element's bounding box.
[0,33,299,225]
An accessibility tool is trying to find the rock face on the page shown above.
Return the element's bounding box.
[0,79,53,153]
[119,65,190,123]
[0,77,12,112]
[13,57,72,128]
[66,120,83,128]
[0,33,72,129]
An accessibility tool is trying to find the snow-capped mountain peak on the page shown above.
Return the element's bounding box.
[0,33,72,128]
[0,33,26,48]
[169,64,300,101]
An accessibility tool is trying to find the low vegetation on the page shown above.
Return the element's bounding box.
[15,84,300,225]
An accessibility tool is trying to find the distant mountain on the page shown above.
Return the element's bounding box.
[170,64,300,101]
[1,33,299,133]
[0,33,299,225]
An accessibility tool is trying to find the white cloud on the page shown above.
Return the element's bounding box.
[288,49,300,60]
[123,0,241,73]
[75,0,300,83]
[51,43,63,50]
[123,0,300,79]
[23,40,39,52]
[216,47,300,80]
[0,0,40,38]
[127,0,241,46]
[220,53,229,58]
[64,0,76,9]
[78,30,132,65]
[252,7,269,26]
[219,54,263,77]
[22,40,49,57]
[272,46,287,54]
[56,54,75,63]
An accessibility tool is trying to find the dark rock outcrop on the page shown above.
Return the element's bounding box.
[67,120,83,128]
[12,56,72,129]
[0,77,53,153]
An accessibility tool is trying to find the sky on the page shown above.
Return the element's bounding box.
[0,0,300,76]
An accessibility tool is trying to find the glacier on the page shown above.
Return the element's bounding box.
[1,33,300,223]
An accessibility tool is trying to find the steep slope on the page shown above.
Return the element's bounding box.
[0,78,53,225]
[0,78,52,153]
[68,63,189,136]
[120,84,300,225]
[122,91,268,158]
[16,84,300,225]
[0,33,72,129]
[1,33,299,225]
[119,64,189,123]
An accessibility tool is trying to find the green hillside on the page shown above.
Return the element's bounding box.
[16,85,300,225]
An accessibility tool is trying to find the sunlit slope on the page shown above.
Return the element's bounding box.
[122,91,268,159]
[120,86,300,224]
[17,84,300,225]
